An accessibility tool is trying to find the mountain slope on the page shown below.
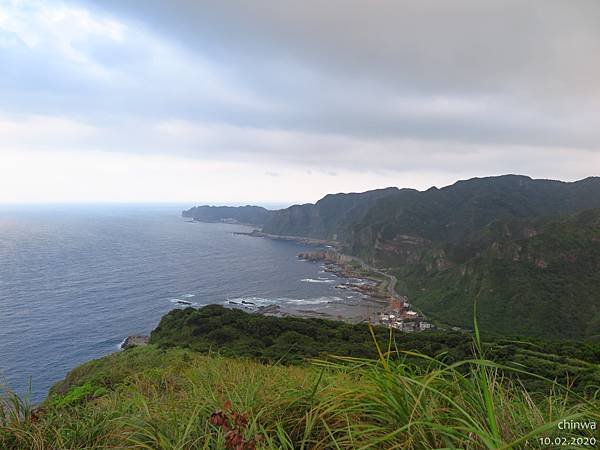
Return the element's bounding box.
[396,209,600,339]
[261,186,400,240]
[349,175,600,263]
[184,175,600,338]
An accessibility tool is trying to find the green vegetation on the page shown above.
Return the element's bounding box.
[2,347,598,449]
[394,209,600,339]
[150,306,600,395]
[3,306,599,449]
[149,305,473,363]
[184,175,600,339]
[349,178,600,339]
[262,187,399,240]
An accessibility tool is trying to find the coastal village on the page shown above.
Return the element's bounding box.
[375,297,434,332]
[297,250,435,333]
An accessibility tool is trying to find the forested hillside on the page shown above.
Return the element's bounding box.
[184,176,600,338]
[395,209,600,339]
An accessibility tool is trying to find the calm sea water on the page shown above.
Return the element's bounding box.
[0,205,350,402]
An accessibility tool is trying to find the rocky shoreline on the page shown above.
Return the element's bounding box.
[120,335,149,350]
[298,250,390,302]
[180,228,432,329]
[225,234,414,324]
[297,250,434,332]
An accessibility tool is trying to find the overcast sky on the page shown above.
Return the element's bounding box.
[1,0,599,204]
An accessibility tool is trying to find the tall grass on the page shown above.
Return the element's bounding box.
[1,342,598,449]
[308,349,597,448]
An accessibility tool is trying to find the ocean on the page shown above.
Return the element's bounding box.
[0,205,374,403]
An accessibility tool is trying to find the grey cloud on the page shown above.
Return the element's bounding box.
[74,0,600,149]
[1,0,599,184]
[82,2,596,83]
[82,0,600,99]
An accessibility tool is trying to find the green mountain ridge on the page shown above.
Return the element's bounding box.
[184,175,600,339]
[261,186,401,240]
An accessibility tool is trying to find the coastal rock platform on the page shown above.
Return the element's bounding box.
[121,335,149,350]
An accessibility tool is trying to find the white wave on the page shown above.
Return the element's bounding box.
[182,294,195,298]
[226,295,341,307]
[301,278,335,283]
[169,298,197,307]
[294,296,342,305]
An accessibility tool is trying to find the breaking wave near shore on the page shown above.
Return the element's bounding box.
[226,296,343,308]
[301,277,336,283]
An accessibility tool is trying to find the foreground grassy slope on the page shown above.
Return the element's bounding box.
[3,345,599,449]
[150,306,600,394]
[2,306,599,448]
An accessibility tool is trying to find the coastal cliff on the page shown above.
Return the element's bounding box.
[184,175,600,339]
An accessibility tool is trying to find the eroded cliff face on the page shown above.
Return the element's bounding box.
[487,240,560,269]
[373,233,432,265]
[297,250,355,265]
[374,208,598,269]
[482,209,600,271]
